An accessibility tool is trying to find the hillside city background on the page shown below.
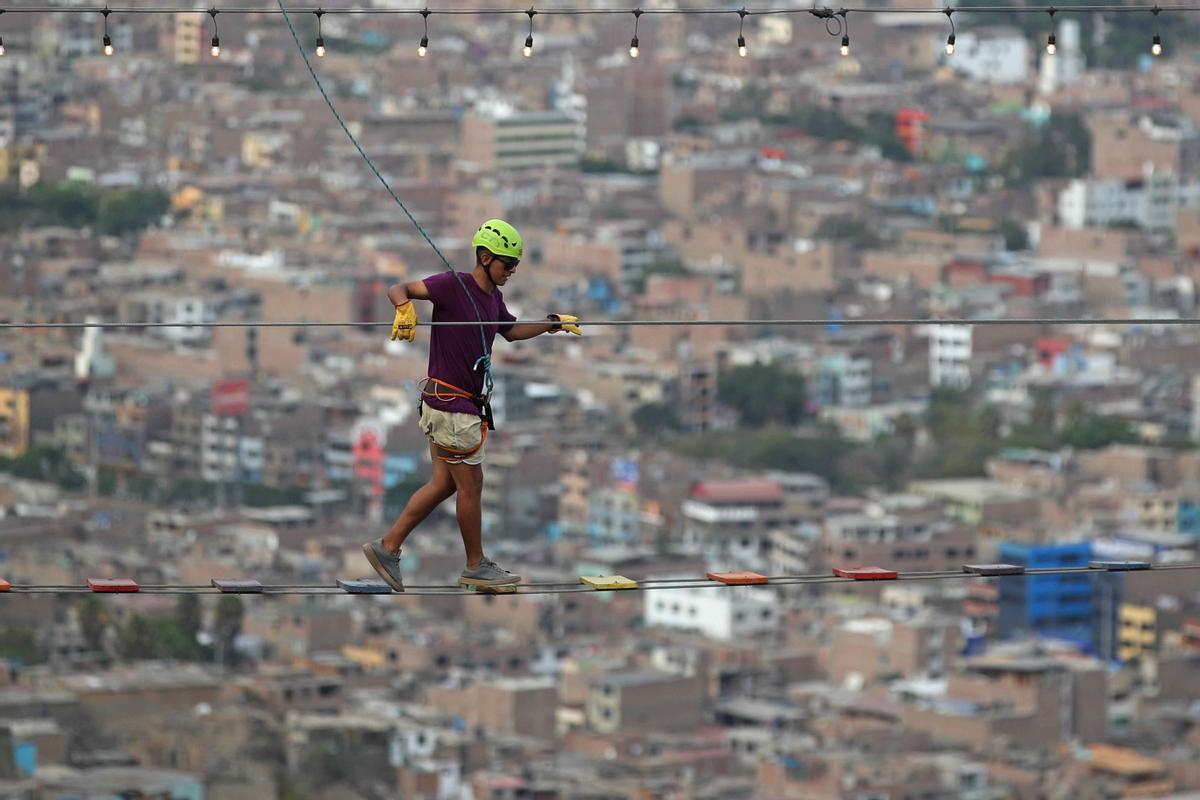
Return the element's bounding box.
[2,1,1200,798]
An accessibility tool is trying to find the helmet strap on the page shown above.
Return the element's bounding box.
[480,252,499,290]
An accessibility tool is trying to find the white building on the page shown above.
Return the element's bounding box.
[644,582,779,641]
[200,414,237,483]
[816,354,872,408]
[1057,170,1200,237]
[1057,178,1143,229]
[132,292,214,346]
[949,27,1029,85]
[461,104,585,172]
[1038,19,1086,95]
[929,324,973,389]
[1190,374,1200,441]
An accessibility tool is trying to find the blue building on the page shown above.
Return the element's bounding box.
[1178,498,1200,536]
[996,541,1104,654]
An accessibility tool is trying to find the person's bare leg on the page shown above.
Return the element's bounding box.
[446,460,485,568]
[381,444,456,553]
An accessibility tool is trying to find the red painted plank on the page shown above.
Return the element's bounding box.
[706,571,769,585]
[87,578,140,593]
[833,567,898,581]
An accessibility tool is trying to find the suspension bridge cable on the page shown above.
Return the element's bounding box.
[2,563,1193,595]
[0,4,1194,16]
[2,317,1200,330]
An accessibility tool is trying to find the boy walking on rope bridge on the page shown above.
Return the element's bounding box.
[363,219,581,592]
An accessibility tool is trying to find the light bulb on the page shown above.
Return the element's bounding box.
[211,37,221,57]
[630,37,639,58]
[945,34,955,55]
[0,39,5,57]
[840,35,849,56]
[1046,34,1056,55]
[523,35,533,57]
[418,35,428,57]
[1152,34,1162,56]
[316,36,325,57]
[737,35,746,57]
[103,35,113,56]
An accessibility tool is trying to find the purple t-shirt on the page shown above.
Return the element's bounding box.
[421,271,516,415]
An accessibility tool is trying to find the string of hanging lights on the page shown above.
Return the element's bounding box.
[0,3,1178,60]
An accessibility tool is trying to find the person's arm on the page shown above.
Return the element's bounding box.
[501,314,581,342]
[387,280,431,306]
[386,279,431,342]
[501,321,557,342]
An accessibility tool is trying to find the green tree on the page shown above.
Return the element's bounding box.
[999,218,1030,252]
[167,478,218,504]
[117,614,157,660]
[1059,402,1139,449]
[114,611,206,662]
[777,105,862,141]
[764,106,909,162]
[78,596,110,653]
[384,473,426,518]
[96,189,169,237]
[0,182,167,236]
[717,364,808,428]
[215,596,245,666]
[32,182,98,228]
[672,427,864,493]
[0,627,43,664]
[632,402,684,437]
[815,214,882,250]
[1004,387,1058,450]
[579,155,631,174]
[864,111,913,162]
[1002,113,1091,186]
[175,594,203,645]
[673,114,708,132]
[915,388,1003,478]
[2,446,86,490]
[241,482,308,507]
[629,258,690,294]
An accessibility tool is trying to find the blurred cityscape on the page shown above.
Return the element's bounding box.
[2,1,1200,798]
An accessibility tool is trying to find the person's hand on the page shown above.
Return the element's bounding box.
[547,314,582,335]
[391,301,418,341]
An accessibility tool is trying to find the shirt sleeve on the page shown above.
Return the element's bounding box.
[496,293,517,335]
[422,271,456,308]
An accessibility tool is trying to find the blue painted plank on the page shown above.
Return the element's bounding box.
[337,578,393,594]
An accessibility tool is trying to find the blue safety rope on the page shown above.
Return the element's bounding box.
[274,0,493,397]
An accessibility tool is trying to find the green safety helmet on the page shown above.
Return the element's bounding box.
[471,218,523,259]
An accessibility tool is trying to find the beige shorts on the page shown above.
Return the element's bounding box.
[419,403,486,465]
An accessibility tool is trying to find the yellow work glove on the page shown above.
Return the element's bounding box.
[547,314,582,335]
[391,301,418,342]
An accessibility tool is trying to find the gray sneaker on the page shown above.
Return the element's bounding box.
[361,540,404,592]
[459,557,520,587]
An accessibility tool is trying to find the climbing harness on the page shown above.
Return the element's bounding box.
[418,377,495,460]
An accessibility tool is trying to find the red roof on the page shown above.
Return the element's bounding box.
[690,479,783,505]
[477,776,527,789]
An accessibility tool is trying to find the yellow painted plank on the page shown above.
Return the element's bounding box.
[580,575,638,591]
